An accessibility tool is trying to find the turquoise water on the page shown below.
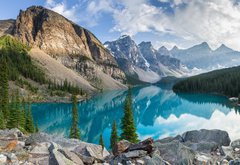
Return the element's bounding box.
[31,85,240,148]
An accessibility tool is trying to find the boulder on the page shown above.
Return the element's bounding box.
[112,140,131,156]
[154,140,195,164]
[182,129,231,146]
[122,150,147,159]
[231,139,240,149]
[73,152,95,165]
[7,153,19,164]
[58,149,84,165]
[229,159,240,165]
[127,138,153,154]
[156,135,183,144]
[184,141,219,154]
[144,150,170,165]
[0,154,7,164]
[0,128,24,141]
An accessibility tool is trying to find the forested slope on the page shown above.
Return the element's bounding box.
[173,66,240,97]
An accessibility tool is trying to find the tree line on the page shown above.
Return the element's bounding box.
[173,66,240,97]
[69,88,139,149]
[0,58,37,133]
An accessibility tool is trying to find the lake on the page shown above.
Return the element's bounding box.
[31,85,240,148]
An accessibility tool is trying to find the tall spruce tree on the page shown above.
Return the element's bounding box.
[0,58,9,120]
[99,134,105,149]
[19,98,26,129]
[25,97,34,133]
[0,110,5,129]
[110,120,118,149]
[7,94,18,129]
[120,88,138,143]
[238,94,240,104]
[69,95,80,139]
[35,121,39,133]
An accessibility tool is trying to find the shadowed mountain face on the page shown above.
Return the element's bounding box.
[31,85,239,148]
[0,6,127,91]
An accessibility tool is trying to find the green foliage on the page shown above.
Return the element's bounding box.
[7,94,19,129]
[0,35,46,84]
[0,58,9,120]
[25,97,35,133]
[120,88,139,143]
[173,66,240,97]
[35,121,39,133]
[110,120,118,149]
[238,94,240,104]
[0,110,5,129]
[99,134,105,149]
[48,79,85,96]
[69,95,80,139]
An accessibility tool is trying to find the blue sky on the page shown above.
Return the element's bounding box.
[1,0,240,50]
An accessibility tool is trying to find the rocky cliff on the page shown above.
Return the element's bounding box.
[0,6,126,91]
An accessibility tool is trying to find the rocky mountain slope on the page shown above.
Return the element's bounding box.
[1,128,240,164]
[0,6,127,94]
[105,36,186,83]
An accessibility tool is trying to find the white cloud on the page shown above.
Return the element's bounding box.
[45,0,78,22]
[44,0,240,50]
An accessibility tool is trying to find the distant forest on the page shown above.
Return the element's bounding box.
[173,66,240,97]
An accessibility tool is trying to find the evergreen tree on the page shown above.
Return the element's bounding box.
[35,121,39,133]
[20,98,26,129]
[0,110,5,129]
[120,88,138,143]
[110,120,118,149]
[99,134,105,149]
[238,94,240,104]
[25,97,34,133]
[0,58,9,120]
[15,90,22,128]
[69,95,80,139]
[7,94,18,129]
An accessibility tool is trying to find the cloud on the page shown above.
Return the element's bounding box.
[44,0,240,50]
[45,0,79,22]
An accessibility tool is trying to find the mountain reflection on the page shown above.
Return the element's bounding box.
[32,85,239,148]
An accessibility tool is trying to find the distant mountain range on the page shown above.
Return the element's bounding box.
[105,36,186,83]
[105,36,240,83]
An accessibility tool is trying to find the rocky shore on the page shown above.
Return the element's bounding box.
[1,129,240,164]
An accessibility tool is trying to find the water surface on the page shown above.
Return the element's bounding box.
[32,85,240,148]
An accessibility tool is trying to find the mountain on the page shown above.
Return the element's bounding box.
[0,6,127,94]
[171,42,240,70]
[105,36,185,83]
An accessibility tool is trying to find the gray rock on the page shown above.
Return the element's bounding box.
[0,154,7,164]
[182,129,231,146]
[122,150,147,159]
[58,149,84,165]
[0,128,24,140]
[156,135,183,143]
[73,152,94,165]
[154,140,195,164]
[229,159,240,165]
[7,153,19,164]
[231,139,240,149]
[144,150,170,165]
[184,141,219,154]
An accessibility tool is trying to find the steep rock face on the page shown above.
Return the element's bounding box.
[13,6,125,84]
[0,19,15,37]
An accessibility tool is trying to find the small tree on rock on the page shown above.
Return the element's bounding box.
[110,120,118,149]
[69,95,80,139]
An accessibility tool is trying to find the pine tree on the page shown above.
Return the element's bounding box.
[25,96,34,133]
[0,58,9,120]
[20,98,26,129]
[110,120,118,149]
[35,121,39,133]
[120,88,139,143]
[99,134,105,149]
[0,110,5,129]
[7,94,18,129]
[69,95,80,139]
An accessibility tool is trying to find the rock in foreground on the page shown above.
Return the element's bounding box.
[1,128,240,164]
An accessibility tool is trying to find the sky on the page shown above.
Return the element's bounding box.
[1,0,240,50]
